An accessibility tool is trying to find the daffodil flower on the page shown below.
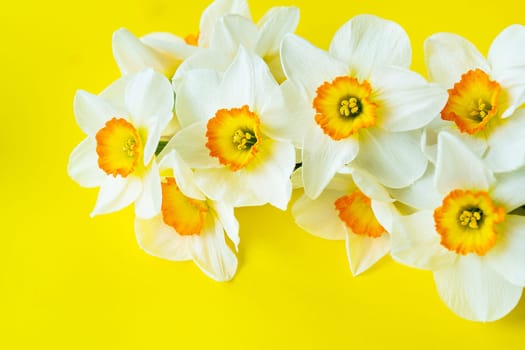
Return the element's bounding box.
[391,132,525,321]
[423,25,525,172]
[292,169,395,275]
[112,0,251,78]
[68,69,174,218]
[280,15,447,198]
[173,6,299,84]
[165,46,296,209]
[135,150,239,282]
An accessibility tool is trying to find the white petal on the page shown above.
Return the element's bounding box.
[491,165,525,212]
[211,201,240,250]
[302,124,359,199]
[262,80,311,147]
[199,0,251,47]
[354,128,427,189]
[485,110,525,173]
[91,176,142,217]
[141,32,197,60]
[371,200,396,233]
[99,75,131,112]
[488,24,525,76]
[371,66,448,132]
[425,33,490,87]
[135,162,162,219]
[434,255,522,322]
[486,215,525,286]
[435,132,494,194]
[346,231,390,276]
[349,167,392,203]
[255,6,299,56]
[281,34,348,100]
[175,68,222,128]
[67,137,105,188]
[292,191,347,241]
[209,15,258,53]
[390,165,442,210]
[218,46,261,109]
[159,150,205,201]
[74,90,120,137]
[134,215,193,261]
[330,14,411,78]
[191,216,238,282]
[172,49,233,90]
[496,67,525,118]
[166,122,221,168]
[124,69,174,164]
[112,28,177,77]
[390,211,457,270]
[195,139,295,209]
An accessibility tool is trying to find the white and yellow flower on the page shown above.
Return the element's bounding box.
[280,15,447,198]
[135,150,239,282]
[112,0,252,78]
[424,25,525,172]
[173,5,299,83]
[68,69,173,218]
[391,132,525,321]
[292,169,395,275]
[166,46,296,209]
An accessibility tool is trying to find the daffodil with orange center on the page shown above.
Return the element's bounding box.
[135,150,239,282]
[292,169,396,276]
[280,15,447,199]
[68,69,173,218]
[391,132,525,322]
[165,47,295,209]
[423,25,525,172]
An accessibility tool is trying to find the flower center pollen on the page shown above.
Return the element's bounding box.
[206,105,262,171]
[339,97,361,117]
[434,189,505,255]
[95,117,143,177]
[313,76,377,140]
[441,69,502,135]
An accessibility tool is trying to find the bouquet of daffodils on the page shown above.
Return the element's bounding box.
[68,0,525,322]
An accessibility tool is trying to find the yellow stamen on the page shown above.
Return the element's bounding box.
[161,177,208,236]
[434,189,505,256]
[95,118,142,177]
[334,190,386,238]
[441,69,501,135]
[313,76,377,140]
[206,105,262,171]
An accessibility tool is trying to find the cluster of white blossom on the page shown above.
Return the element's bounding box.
[68,0,525,321]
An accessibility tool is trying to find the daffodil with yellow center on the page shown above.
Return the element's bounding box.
[165,47,295,209]
[280,15,447,199]
[424,25,525,172]
[135,150,239,282]
[293,169,395,276]
[68,69,173,218]
[313,77,377,140]
[205,105,261,171]
[391,132,525,322]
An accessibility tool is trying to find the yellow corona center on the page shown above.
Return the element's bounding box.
[161,177,209,236]
[334,190,386,238]
[206,105,262,171]
[434,189,505,256]
[184,32,200,46]
[95,117,142,177]
[313,76,378,140]
[441,69,502,135]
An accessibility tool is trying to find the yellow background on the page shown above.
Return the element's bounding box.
[2,0,525,348]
